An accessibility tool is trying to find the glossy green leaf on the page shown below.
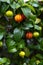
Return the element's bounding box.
[13,28,24,42]
[10,2,20,10]
[21,7,31,18]
[0,58,10,64]
[0,30,5,40]
[24,48,30,57]
[18,40,25,49]
[9,48,17,53]
[30,2,39,7]
[0,0,10,3]
[6,39,16,47]
[22,4,35,13]
[36,54,43,60]
[21,7,36,20]
[34,25,42,30]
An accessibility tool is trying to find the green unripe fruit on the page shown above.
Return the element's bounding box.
[40,7,43,12]
[0,41,3,47]
[33,32,39,37]
[19,51,25,58]
[36,60,40,65]
[6,10,13,17]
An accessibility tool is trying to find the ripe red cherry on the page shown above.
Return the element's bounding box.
[26,32,33,39]
[21,14,26,20]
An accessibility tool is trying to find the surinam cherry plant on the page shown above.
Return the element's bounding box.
[0,0,43,65]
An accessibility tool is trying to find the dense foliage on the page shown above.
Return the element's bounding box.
[0,0,43,65]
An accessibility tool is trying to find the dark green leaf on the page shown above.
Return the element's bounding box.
[21,7,31,18]
[36,54,43,60]
[0,30,5,40]
[13,28,24,42]
[18,40,25,49]
[21,7,36,20]
[24,48,30,57]
[6,39,16,48]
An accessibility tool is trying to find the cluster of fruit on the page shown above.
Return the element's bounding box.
[0,0,43,65]
[5,10,41,38]
[6,10,26,22]
[4,10,41,57]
